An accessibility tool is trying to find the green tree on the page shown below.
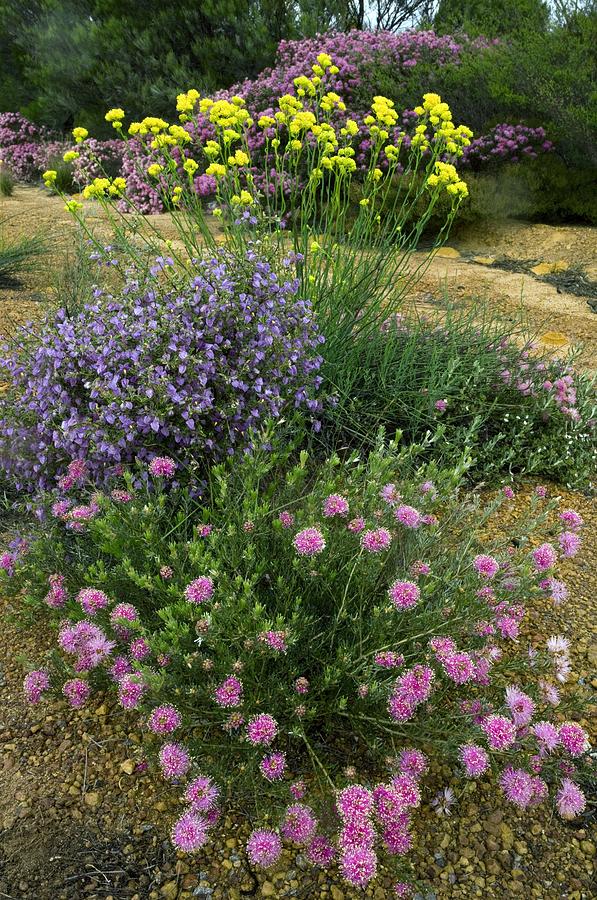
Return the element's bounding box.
[434,0,550,36]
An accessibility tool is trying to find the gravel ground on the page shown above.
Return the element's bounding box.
[1,484,595,900]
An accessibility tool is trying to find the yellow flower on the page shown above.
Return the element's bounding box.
[359,198,370,206]
[108,177,126,197]
[227,149,249,167]
[293,75,316,97]
[72,127,88,143]
[105,108,125,124]
[82,177,111,199]
[212,207,222,217]
[183,158,199,175]
[204,140,220,158]
[42,169,57,184]
[230,190,253,205]
[312,64,324,76]
[169,124,191,144]
[206,162,227,178]
[316,53,332,69]
[172,185,183,205]
[64,199,83,212]
[308,274,315,283]
[258,115,276,128]
[147,163,163,177]
[176,89,200,115]
[310,241,320,252]
[414,106,424,116]
[372,168,383,181]
[290,139,302,152]
[329,65,339,75]
[63,150,79,163]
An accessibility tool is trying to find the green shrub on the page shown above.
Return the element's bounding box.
[43,154,75,194]
[0,165,14,197]
[315,305,596,488]
[0,222,46,286]
[5,438,592,889]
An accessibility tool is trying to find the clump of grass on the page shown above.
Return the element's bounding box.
[50,233,96,316]
[43,155,75,195]
[0,165,14,197]
[0,220,46,286]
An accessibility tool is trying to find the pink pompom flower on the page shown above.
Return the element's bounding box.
[459,743,489,778]
[482,714,517,750]
[147,704,182,735]
[171,811,208,852]
[360,528,391,553]
[340,846,378,888]
[214,676,243,708]
[24,669,50,704]
[532,543,557,572]
[246,829,282,867]
[149,456,177,478]
[388,580,420,610]
[556,778,586,819]
[260,752,287,781]
[394,505,421,528]
[293,527,326,556]
[558,722,590,757]
[473,554,500,579]
[246,714,278,746]
[184,576,214,604]
[62,678,90,709]
[185,775,220,812]
[282,803,318,844]
[323,494,349,517]
[76,587,109,616]
[159,742,191,780]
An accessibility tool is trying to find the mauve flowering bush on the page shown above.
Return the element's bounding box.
[0,249,324,492]
[6,438,591,892]
[461,124,553,170]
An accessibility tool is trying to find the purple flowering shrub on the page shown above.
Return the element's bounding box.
[5,439,591,892]
[461,124,553,170]
[0,250,324,492]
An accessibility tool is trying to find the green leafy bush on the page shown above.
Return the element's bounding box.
[5,439,592,890]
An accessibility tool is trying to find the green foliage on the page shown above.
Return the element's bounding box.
[313,301,596,488]
[434,0,550,37]
[0,165,14,197]
[458,158,597,226]
[43,153,75,193]
[4,437,571,791]
[0,222,46,285]
[2,0,301,132]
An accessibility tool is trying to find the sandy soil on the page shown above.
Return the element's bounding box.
[1,186,596,368]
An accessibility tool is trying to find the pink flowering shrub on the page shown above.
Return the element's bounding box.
[6,437,591,891]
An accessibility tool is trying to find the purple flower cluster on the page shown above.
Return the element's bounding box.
[462,124,553,169]
[0,251,324,491]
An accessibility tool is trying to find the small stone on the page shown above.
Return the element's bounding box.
[83,792,100,808]
[581,841,595,856]
[120,759,135,775]
[95,704,108,716]
[434,247,461,259]
[539,331,569,348]
[331,888,345,900]
[160,881,178,899]
[500,823,514,850]
[261,883,276,897]
[473,256,495,265]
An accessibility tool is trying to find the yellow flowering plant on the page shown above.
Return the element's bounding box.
[55,53,473,350]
